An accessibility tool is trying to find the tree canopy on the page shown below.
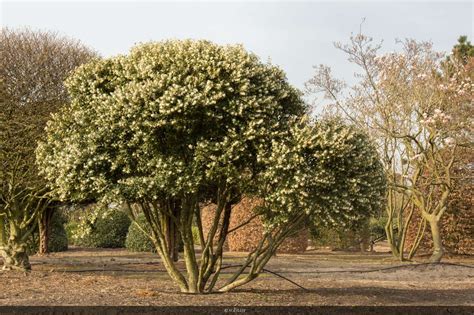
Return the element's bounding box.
[37,39,306,292]
[260,117,386,229]
[37,40,305,204]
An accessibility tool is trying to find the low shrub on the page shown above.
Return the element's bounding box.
[192,225,201,246]
[27,210,68,253]
[47,211,69,252]
[310,219,371,251]
[125,214,156,253]
[67,204,131,248]
[369,216,388,242]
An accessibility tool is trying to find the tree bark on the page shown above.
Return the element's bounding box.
[163,215,179,262]
[385,222,401,258]
[0,241,31,271]
[428,217,444,263]
[139,198,305,294]
[38,207,54,255]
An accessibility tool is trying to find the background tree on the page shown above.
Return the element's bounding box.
[0,28,96,269]
[405,36,473,256]
[306,33,472,263]
[446,36,474,67]
[259,117,386,252]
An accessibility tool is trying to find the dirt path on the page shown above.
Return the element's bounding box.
[0,248,472,306]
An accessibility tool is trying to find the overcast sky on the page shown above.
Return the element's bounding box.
[2,1,473,92]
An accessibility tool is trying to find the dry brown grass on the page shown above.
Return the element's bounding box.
[0,247,472,306]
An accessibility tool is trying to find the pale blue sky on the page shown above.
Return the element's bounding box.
[1,1,473,91]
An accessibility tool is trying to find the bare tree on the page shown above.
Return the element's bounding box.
[0,28,96,269]
[306,32,472,263]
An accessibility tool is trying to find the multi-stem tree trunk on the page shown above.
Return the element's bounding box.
[162,214,179,262]
[0,221,32,271]
[384,164,428,262]
[0,195,48,271]
[0,239,31,271]
[384,188,416,261]
[125,193,305,294]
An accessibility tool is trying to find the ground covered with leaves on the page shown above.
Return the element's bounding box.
[0,247,472,306]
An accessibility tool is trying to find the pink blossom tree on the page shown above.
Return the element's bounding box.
[306,33,472,262]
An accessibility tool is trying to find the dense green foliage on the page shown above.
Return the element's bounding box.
[260,117,386,229]
[310,224,366,251]
[36,39,307,292]
[36,40,305,204]
[68,206,131,248]
[310,216,386,251]
[28,210,68,253]
[125,214,156,252]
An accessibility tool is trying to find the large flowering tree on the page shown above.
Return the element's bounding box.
[306,33,472,263]
[37,40,305,292]
[37,40,386,292]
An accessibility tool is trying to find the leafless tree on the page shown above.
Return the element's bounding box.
[0,28,97,269]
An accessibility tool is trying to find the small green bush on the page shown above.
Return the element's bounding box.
[27,210,68,253]
[310,215,388,251]
[68,205,131,248]
[65,221,78,244]
[192,225,201,246]
[310,220,371,251]
[47,211,69,252]
[369,216,388,241]
[125,214,156,253]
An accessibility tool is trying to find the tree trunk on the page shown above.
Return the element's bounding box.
[0,241,31,271]
[359,222,370,252]
[172,218,180,262]
[38,207,55,255]
[218,273,258,293]
[428,217,444,263]
[385,223,401,258]
[163,215,179,262]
